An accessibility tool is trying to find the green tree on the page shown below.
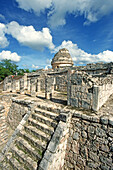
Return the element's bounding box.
[0,59,18,75]
[0,59,31,81]
[0,66,11,81]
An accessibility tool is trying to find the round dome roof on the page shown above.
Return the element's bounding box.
[51,48,74,67]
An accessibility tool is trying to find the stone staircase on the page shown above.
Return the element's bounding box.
[1,104,59,170]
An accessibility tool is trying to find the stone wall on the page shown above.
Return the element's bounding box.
[55,74,67,92]
[7,98,34,129]
[45,76,55,99]
[3,76,12,92]
[67,71,113,111]
[67,71,94,110]
[95,76,113,111]
[63,112,113,170]
[0,94,17,147]
[0,105,7,146]
[73,62,113,75]
[39,76,46,91]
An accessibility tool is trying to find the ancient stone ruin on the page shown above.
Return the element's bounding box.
[0,48,113,169]
[51,48,74,69]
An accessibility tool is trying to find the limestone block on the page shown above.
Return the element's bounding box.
[92,85,100,111]
[71,98,78,107]
[82,99,90,109]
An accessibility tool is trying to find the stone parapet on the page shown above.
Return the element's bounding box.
[38,111,72,170]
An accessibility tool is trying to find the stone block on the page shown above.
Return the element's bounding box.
[96,127,107,137]
[100,144,109,153]
[82,100,90,109]
[89,152,99,162]
[43,150,53,163]
[92,85,100,111]
[71,98,78,107]
[81,114,91,121]
[108,117,113,126]
[81,131,87,138]
[39,158,49,170]
[100,116,108,125]
[73,132,79,141]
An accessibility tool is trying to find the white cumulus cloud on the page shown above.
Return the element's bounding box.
[6,21,55,51]
[0,50,21,62]
[53,40,113,64]
[48,0,113,27]
[16,0,52,14]
[15,0,113,27]
[0,23,9,48]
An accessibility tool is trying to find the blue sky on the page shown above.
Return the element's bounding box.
[0,0,113,69]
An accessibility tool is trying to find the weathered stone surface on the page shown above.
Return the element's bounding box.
[100,144,109,152]
[0,104,7,147]
[100,116,108,124]
[64,114,113,170]
[96,127,107,137]
[81,131,87,138]
[108,117,113,126]
[73,132,79,140]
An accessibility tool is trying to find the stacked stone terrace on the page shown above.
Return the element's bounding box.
[0,94,113,169]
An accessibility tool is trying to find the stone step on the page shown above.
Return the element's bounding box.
[15,137,42,161]
[11,145,37,170]
[5,152,24,170]
[8,157,25,170]
[0,156,13,170]
[28,118,54,135]
[37,103,61,114]
[35,107,59,120]
[24,125,50,142]
[0,163,11,170]
[19,130,46,152]
[32,113,57,128]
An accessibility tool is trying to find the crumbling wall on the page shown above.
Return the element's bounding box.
[55,73,67,92]
[95,75,113,110]
[3,76,12,92]
[40,75,46,91]
[67,71,94,110]
[67,71,113,111]
[63,112,113,170]
[7,98,34,129]
[73,62,113,75]
[45,76,55,99]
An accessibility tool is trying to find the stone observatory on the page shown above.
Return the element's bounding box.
[51,48,74,69]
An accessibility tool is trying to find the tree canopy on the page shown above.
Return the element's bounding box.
[0,59,32,82]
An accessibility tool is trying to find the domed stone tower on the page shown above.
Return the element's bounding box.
[51,48,74,69]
